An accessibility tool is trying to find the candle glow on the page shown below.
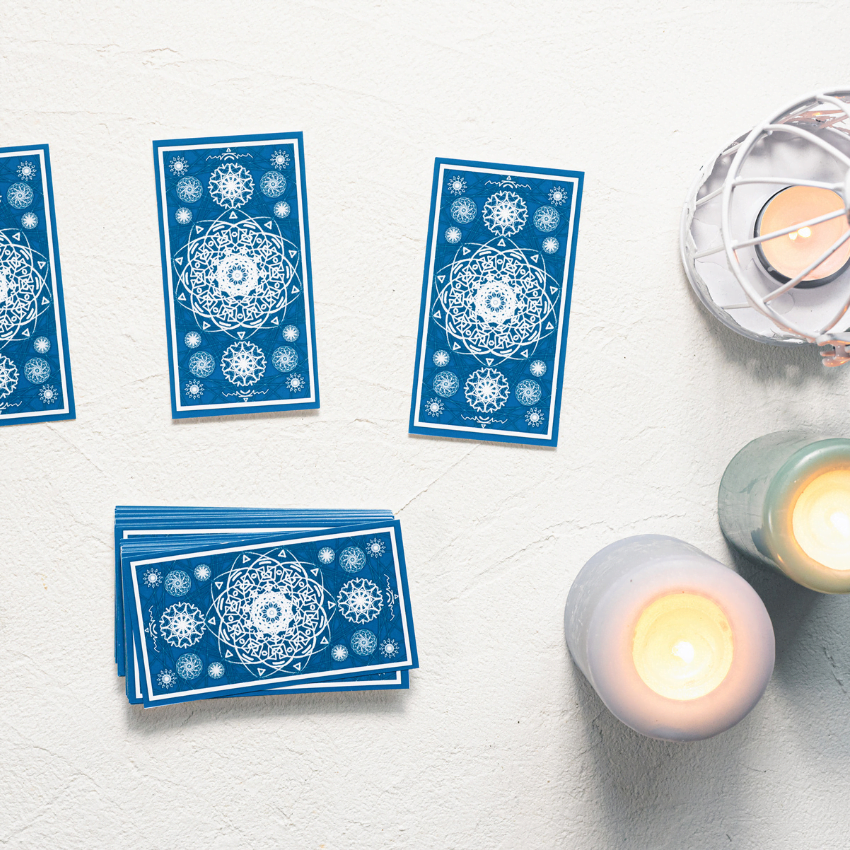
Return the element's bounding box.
[792,469,850,571]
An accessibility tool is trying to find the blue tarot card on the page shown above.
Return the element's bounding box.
[409,158,583,446]
[153,133,319,419]
[125,523,417,706]
[0,144,75,425]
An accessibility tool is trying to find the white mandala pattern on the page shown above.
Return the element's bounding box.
[184,379,204,400]
[188,350,215,378]
[24,357,49,383]
[338,578,383,624]
[176,177,203,203]
[542,237,559,254]
[380,638,400,658]
[175,212,299,338]
[17,161,36,181]
[33,336,50,354]
[260,171,286,198]
[533,206,560,233]
[433,350,450,367]
[7,183,33,210]
[164,570,191,596]
[285,373,305,393]
[351,629,377,655]
[159,602,205,648]
[424,397,444,417]
[548,185,568,205]
[272,345,298,373]
[38,384,58,404]
[208,662,225,679]
[221,341,266,386]
[273,201,291,218]
[157,669,177,689]
[465,367,509,413]
[194,564,211,581]
[451,197,477,224]
[366,538,386,558]
[433,370,459,398]
[445,227,462,244]
[184,331,202,349]
[175,207,192,225]
[433,240,558,364]
[515,379,541,405]
[21,213,37,230]
[282,325,299,342]
[209,550,333,676]
[177,653,203,679]
[483,191,527,237]
[525,407,545,427]
[0,228,51,346]
[169,156,189,176]
[339,546,366,573]
[270,150,290,170]
[318,547,335,565]
[331,644,349,661]
[530,360,547,377]
[0,355,17,399]
[142,567,163,588]
[209,163,254,209]
[447,176,467,195]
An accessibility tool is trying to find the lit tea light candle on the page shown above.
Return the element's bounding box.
[564,535,774,741]
[719,431,850,592]
[755,186,850,285]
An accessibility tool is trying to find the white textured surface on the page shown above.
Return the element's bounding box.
[3,2,850,847]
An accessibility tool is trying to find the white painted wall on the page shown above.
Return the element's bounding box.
[2,2,850,847]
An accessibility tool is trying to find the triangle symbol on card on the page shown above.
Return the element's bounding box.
[229,212,238,220]
[497,239,506,247]
[175,257,183,266]
[327,599,335,609]
[12,232,20,241]
[41,298,50,306]
[272,317,279,325]
[243,554,250,563]
[207,616,216,626]
[215,581,223,590]
[550,287,558,295]
[237,331,245,339]
[433,310,442,319]
[196,225,203,233]
[279,549,288,558]
[202,322,210,330]
[264,221,273,229]
[521,350,529,358]
[225,650,233,658]
[22,329,30,337]
[293,663,301,671]
[546,321,554,330]
[289,250,297,259]
[437,275,445,284]
[531,254,538,263]
[257,667,267,676]
[310,568,319,576]
[38,261,46,270]
[177,293,186,301]
[320,636,328,645]
[486,357,493,365]
[452,342,460,350]
[462,247,470,255]
[291,286,300,295]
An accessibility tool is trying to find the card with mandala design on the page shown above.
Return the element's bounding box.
[123,522,417,706]
[153,133,319,418]
[0,144,75,425]
[409,158,583,446]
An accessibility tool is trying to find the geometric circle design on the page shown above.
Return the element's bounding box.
[209,550,333,676]
[270,150,290,170]
[350,629,377,655]
[260,171,287,198]
[338,578,384,624]
[7,183,33,210]
[525,407,545,427]
[159,602,205,648]
[318,547,335,565]
[530,360,546,377]
[450,197,477,224]
[184,331,202,349]
[433,350,450,367]
[184,379,204,400]
[423,397,444,417]
[285,373,305,393]
[282,325,300,342]
[514,379,541,406]
[464,367,509,413]
[188,351,215,378]
[175,212,299,338]
[208,662,225,679]
[548,186,568,206]
[176,177,203,204]
[0,354,17,399]
[447,176,467,195]
[339,546,366,573]
[445,227,462,244]
[0,228,51,346]
[273,201,291,219]
[272,345,298,373]
[24,358,49,383]
[533,206,560,233]
[366,538,386,558]
[169,156,189,177]
[331,644,349,661]
[21,212,38,230]
[157,669,177,689]
[33,336,50,354]
[194,564,211,582]
[221,341,266,386]
[433,371,459,398]
[175,207,192,225]
[142,567,163,588]
[483,192,527,237]
[542,237,559,254]
[17,162,36,181]
[38,384,59,404]
[209,164,253,209]
[164,570,191,597]
[432,240,558,364]
[176,653,203,679]
[379,638,400,658]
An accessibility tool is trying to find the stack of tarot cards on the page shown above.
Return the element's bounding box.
[115,507,417,707]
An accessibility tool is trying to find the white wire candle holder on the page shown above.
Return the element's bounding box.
[681,89,850,366]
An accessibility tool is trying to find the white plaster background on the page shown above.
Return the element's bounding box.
[2,1,850,847]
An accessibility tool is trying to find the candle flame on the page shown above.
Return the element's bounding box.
[830,511,850,538]
[672,640,695,664]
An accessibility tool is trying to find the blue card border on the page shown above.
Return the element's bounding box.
[408,157,583,447]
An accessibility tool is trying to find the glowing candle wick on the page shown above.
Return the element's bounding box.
[830,511,850,538]
[672,640,695,664]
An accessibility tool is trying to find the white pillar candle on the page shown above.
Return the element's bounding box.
[564,535,775,742]
[719,431,850,593]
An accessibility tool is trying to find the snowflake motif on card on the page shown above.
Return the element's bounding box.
[424,397,444,417]
[16,161,36,181]
[445,227,462,244]
[164,569,191,597]
[450,197,477,224]
[209,163,254,209]
[260,171,287,198]
[24,358,49,384]
[176,176,203,203]
[282,325,300,342]
[157,669,177,689]
[169,156,189,176]
[285,372,305,393]
[433,370,459,398]
[483,192,527,237]
[272,345,298,373]
[175,207,192,225]
[530,360,546,377]
[208,662,225,679]
[7,183,33,210]
[184,331,202,349]
[339,546,366,573]
[366,538,386,558]
[331,644,349,662]
[142,567,163,589]
[433,350,450,367]
[273,201,291,219]
[188,350,215,378]
[515,379,541,405]
[175,212,300,338]
[177,653,203,680]
[221,341,266,386]
[447,175,467,195]
[33,336,50,354]
[0,355,17,399]
[351,629,377,656]
[271,150,290,170]
[533,206,560,233]
[0,228,51,346]
[432,240,558,364]
[209,550,333,676]
[184,379,204,400]
[542,237,559,254]
[318,547,335,565]
[525,407,545,428]
[159,602,205,648]
[380,638,400,658]
[548,186,568,205]
[21,213,38,230]
[337,578,383,624]
[194,564,211,582]
[38,384,58,404]
[465,367,509,413]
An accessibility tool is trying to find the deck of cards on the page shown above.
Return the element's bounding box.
[115,507,417,707]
